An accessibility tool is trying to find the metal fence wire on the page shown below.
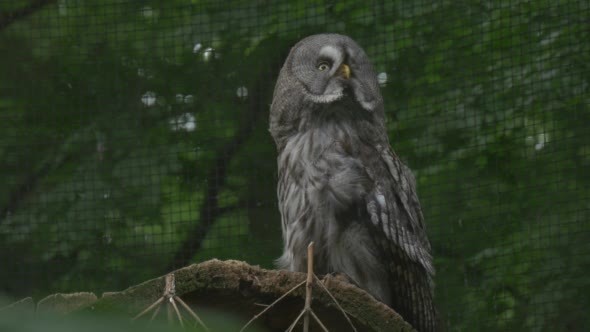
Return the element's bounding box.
[0,1,588,331]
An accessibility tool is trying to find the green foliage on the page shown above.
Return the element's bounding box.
[0,0,588,331]
[0,305,262,332]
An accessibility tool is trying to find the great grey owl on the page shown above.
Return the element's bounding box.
[269,34,437,331]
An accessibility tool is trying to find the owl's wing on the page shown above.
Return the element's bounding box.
[366,144,434,275]
[364,144,437,331]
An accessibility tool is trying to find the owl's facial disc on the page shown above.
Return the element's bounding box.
[299,45,352,104]
[318,45,350,80]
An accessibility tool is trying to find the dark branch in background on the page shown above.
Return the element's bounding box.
[0,0,61,224]
[166,118,255,271]
[0,126,96,225]
[166,87,261,271]
[166,37,287,271]
[0,0,57,31]
[0,164,51,224]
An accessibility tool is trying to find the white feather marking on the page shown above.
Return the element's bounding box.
[304,90,344,104]
[358,99,377,111]
[376,193,386,210]
[319,45,340,61]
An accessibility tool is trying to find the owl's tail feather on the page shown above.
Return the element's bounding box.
[389,257,438,332]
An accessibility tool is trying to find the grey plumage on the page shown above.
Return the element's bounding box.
[270,34,436,331]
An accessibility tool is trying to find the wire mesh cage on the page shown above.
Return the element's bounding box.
[0,1,588,331]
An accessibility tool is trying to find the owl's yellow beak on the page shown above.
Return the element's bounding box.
[337,63,351,79]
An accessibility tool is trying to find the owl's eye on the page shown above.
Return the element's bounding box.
[317,62,330,71]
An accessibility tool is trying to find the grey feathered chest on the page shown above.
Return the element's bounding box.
[276,101,392,304]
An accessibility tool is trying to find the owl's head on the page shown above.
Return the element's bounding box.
[284,33,382,112]
[270,34,386,149]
